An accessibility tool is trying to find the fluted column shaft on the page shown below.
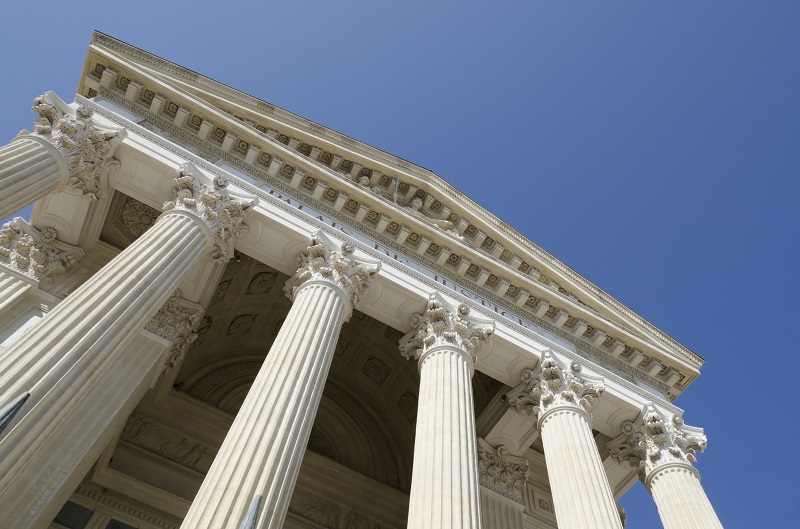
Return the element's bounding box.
[180,235,377,529]
[0,136,67,219]
[180,282,346,529]
[648,464,723,529]
[401,294,493,529]
[0,210,212,529]
[538,406,623,529]
[408,346,482,529]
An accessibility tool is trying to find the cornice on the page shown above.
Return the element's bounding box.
[84,33,702,373]
[78,95,684,408]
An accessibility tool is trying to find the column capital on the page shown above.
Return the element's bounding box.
[609,403,707,486]
[19,91,126,200]
[283,232,380,319]
[398,293,494,368]
[0,217,84,286]
[145,290,205,373]
[476,437,530,504]
[507,351,604,425]
[162,163,256,262]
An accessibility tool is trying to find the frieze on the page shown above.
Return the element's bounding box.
[74,482,181,529]
[0,217,84,285]
[88,78,700,373]
[120,413,216,474]
[82,94,684,404]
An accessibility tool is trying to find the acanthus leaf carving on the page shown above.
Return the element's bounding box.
[283,233,379,318]
[145,290,204,373]
[0,217,84,285]
[21,91,126,200]
[398,293,494,364]
[476,438,529,503]
[609,403,707,484]
[162,163,255,262]
[506,351,604,423]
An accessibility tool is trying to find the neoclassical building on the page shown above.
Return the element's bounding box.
[0,33,723,529]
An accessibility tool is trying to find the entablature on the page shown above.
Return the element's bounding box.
[47,34,701,405]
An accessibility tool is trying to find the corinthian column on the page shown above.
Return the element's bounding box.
[609,404,723,529]
[507,351,622,529]
[0,92,125,218]
[399,293,494,529]
[180,233,379,529]
[0,164,253,529]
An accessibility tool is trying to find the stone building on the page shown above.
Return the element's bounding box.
[0,32,723,529]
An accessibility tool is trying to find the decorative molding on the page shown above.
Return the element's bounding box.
[398,293,494,365]
[162,163,255,262]
[146,290,204,373]
[283,233,379,317]
[0,217,84,285]
[507,351,604,423]
[608,404,707,484]
[476,438,529,503]
[120,412,217,474]
[20,91,125,200]
[81,94,683,403]
[74,481,182,529]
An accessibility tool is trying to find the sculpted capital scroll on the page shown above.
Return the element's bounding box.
[20,91,126,200]
[283,232,380,320]
[0,217,84,286]
[608,403,707,485]
[398,293,494,368]
[506,351,604,425]
[162,163,256,262]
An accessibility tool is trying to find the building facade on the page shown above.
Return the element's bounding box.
[0,33,723,529]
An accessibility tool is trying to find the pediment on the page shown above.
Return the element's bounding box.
[77,32,702,398]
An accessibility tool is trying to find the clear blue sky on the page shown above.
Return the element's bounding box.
[2,2,798,527]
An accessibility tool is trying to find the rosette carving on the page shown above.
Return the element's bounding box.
[0,217,84,285]
[283,233,379,317]
[476,438,529,503]
[145,290,204,373]
[609,404,707,483]
[162,163,255,262]
[20,91,125,200]
[507,351,604,423]
[398,293,494,363]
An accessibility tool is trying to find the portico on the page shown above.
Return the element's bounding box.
[0,33,722,529]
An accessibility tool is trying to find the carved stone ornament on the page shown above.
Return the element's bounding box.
[507,351,604,423]
[398,293,494,364]
[162,163,255,262]
[145,290,204,373]
[0,217,84,285]
[476,438,530,503]
[283,232,380,317]
[19,91,126,200]
[608,404,707,484]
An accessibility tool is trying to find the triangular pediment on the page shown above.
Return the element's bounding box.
[77,31,703,399]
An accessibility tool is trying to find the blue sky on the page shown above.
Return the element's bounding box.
[2,2,798,527]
